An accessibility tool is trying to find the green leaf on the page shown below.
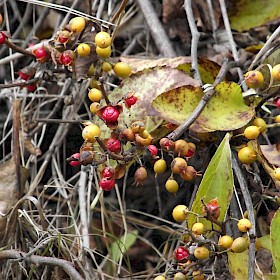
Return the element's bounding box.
[229,1,280,32]
[228,251,248,280]
[260,235,272,252]
[110,230,138,263]
[152,81,255,133]
[188,133,233,230]
[271,209,280,278]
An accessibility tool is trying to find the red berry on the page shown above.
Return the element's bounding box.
[101,106,120,123]
[19,71,30,80]
[0,32,6,44]
[33,47,50,63]
[159,137,174,151]
[58,30,71,44]
[18,67,36,81]
[276,98,280,108]
[124,94,138,108]
[174,246,189,262]
[203,198,220,219]
[27,83,37,92]
[60,50,75,66]
[106,138,121,153]
[100,178,115,191]
[147,145,158,157]
[101,166,115,179]
[68,153,81,167]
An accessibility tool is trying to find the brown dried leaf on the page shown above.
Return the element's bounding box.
[0,159,28,244]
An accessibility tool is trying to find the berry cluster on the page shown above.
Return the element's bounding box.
[164,199,259,280]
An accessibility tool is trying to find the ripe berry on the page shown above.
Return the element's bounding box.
[237,218,252,232]
[172,205,188,222]
[171,157,188,175]
[101,106,120,123]
[60,50,75,66]
[89,78,101,89]
[238,146,257,164]
[77,43,91,57]
[276,98,280,108]
[0,31,7,44]
[202,198,220,219]
[275,115,280,123]
[185,142,196,157]
[231,237,248,253]
[272,64,280,81]
[165,178,179,193]
[68,153,81,167]
[147,145,158,157]
[82,124,101,142]
[194,246,209,260]
[106,138,121,153]
[218,235,233,249]
[274,167,280,181]
[244,70,264,89]
[119,128,135,142]
[101,166,115,179]
[244,125,260,140]
[124,94,138,109]
[88,88,102,102]
[153,159,167,174]
[96,46,111,58]
[113,62,131,78]
[69,17,86,33]
[173,246,189,262]
[90,102,100,114]
[134,166,148,185]
[252,117,267,132]
[159,137,174,151]
[135,134,153,146]
[33,46,50,63]
[27,83,37,92]
[101,61,112,72]
[58,30,71,44]
[95,31,111,48]
[100,177,115,191]
[191,222,204,235]
[18,67,36,80]
[174,139,189,156]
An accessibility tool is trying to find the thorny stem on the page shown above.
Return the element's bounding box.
[5,39,35,58]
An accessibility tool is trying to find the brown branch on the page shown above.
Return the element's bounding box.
[110,0,129,24]
[5,39,35,58]
[168,60,244,141]
[0,77,40,89]
[0,249,84,280]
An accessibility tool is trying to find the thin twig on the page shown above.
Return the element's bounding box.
[5,39,35,58]
[136,0,176,57]
[0,249,84,280]
[183,0,202,85]
[232,152,256,280]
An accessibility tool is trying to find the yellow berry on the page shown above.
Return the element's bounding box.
[238,146,257,164]
[244,70,264,89]
[275,115,280,123]
[96,46,111,58]
[153,159,167,174]
[90,102,100,114]
[194,246,209,260]
[192,271,204,280]
[218,235,233,249]
[89,78,100,89]
[174,272,187,280]
[172,205,188,222]
[244,125,260,140]
[82,124,100,142]
[101,61,112,72]
[252,117,267,133]
[95,31,111,48]
[231,237,248,253]
[88,88,102,102]
[272,64,280,81]
[77,43,91,57]
[69,17,86,33]
[171,157,188,175]
[113,62,131,78]
[88,64,95,76]
[237,218,252,232]
[165,178,179,193]
[191,222,204,235]
[273,167,280,181]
